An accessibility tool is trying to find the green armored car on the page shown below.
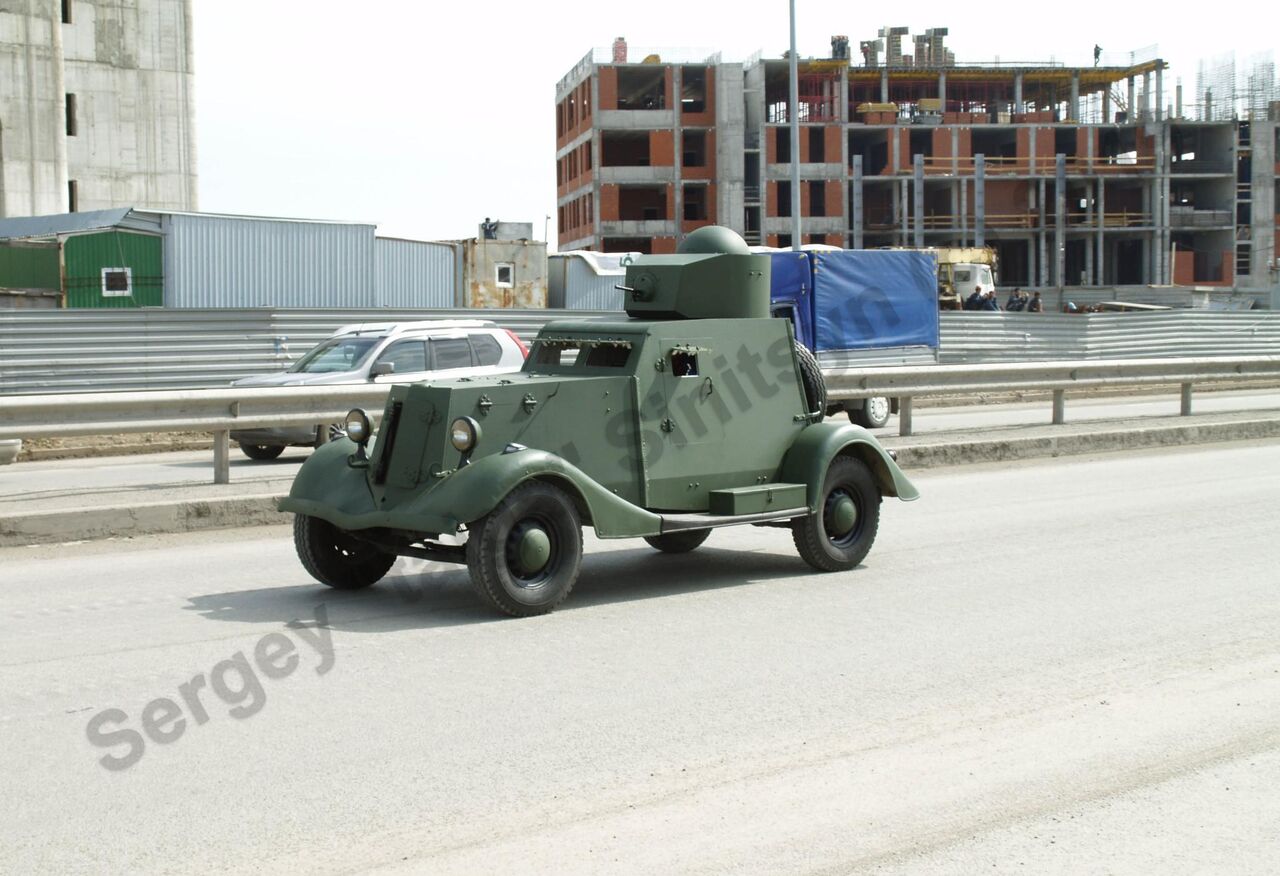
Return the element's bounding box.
[281,227,918,616]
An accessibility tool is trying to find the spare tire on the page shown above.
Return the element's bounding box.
[794,342,826,422]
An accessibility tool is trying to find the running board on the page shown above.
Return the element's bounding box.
[659,507,810,533]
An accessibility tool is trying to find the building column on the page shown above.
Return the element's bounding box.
[1155,65,1164,122]
[975,154,986,248]
[852,156,864,249]
[1084,186,1094,284]
[1055,154,1066,287]
[1038,178,1048,286]
[913,153,925,247]
[1070,74,1080,122]
[1014,72,1023,115]
[939,71,947,110]
[899,179,909,245]
[880,69,889,103]
[1127,77,1135,122]
[1102,87,1111,123]
[1028,127,1037,175]
[1096,180,1106,284]
[1141,72,1151,122]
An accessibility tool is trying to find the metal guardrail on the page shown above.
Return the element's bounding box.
[3,356,1277,484]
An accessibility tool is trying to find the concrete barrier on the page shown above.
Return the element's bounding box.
[0,439,20,465]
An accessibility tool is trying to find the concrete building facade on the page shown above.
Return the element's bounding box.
[0,0,197,219]
[556,37,1278,298]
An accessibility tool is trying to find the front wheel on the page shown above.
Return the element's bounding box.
[294,514,395,589]
[643,529,710,554]
[792,456,881,572]
[466,481,583,617]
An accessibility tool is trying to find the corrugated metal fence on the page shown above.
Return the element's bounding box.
[1,308,1277,395]
[0,308,611,394]
[938,312,1280,362]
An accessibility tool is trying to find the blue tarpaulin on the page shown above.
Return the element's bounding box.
[810,251,939,352]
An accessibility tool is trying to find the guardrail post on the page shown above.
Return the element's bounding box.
[1052,390,1065,425]
[1180,382,1193,416]
[213,430,230,485]
[899,397,913,437]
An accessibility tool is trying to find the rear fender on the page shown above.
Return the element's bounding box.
[780,421,919,505]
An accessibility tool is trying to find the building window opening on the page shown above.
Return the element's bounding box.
[683,184,708,221]
[680,66,707,113]
[777,181,792,218]
[495,263,514,288]
[682,130,707,167]
[774,127,791,164]
[808,129,825,163]
[65,94,77,137]
[602,131,651,166]
[616,67,665,110]
[61,0,72,23]
[808,181,826,217]
[618,186,667,221]
[67,180,78,213]
[101,267,132,297]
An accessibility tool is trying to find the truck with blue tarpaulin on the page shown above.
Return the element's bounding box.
[767,249,940,428]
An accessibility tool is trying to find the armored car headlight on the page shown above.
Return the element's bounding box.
[345,408,372,444]
[449,416,480,453]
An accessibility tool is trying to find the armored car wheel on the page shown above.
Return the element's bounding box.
[643,529,711,554]
[792,456,881,572]
[240,442,286,460]
[465,480,583,617]
[294,514,395,589]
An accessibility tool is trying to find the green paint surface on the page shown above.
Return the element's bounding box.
[0,242,60,291]
[63,231,162,308]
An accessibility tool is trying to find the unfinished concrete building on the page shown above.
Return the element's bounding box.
[0,0,197,218]
[556,35,1278,298]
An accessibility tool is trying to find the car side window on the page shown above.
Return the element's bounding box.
[470,333,503,367]
[374,340,427,374]
[431,337,474,370]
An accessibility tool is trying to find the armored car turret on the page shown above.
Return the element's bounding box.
[281,227,918,616]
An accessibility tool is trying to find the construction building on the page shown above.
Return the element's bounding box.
[555,34,1278,298]
[0,0,198,219]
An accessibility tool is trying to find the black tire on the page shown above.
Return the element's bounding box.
[294,513,395,589]
[792,456,881,572]
[643,529,711,554]
[240,442,286,460]
[848,396,891,429]
[465,481,583,617]
[794,343,826,422]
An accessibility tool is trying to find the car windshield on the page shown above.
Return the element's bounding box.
[289,337,380,373]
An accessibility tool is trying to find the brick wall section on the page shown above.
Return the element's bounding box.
[652,237,678,254]
[651,130,675,166]
[598,67,618,112]
[680,66,715,127]
[599,185,620,222]
[825,125,842,163]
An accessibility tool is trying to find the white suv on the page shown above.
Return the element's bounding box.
[230,320,527,459]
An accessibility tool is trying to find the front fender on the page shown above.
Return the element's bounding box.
[780,421,920,505]
[425,450,662,538]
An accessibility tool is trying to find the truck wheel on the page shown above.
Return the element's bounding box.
[792,456,881,572]
[794,343,826,421]
[466,480,583,617]
[643,529,710,554]
[240,443,285,460]
[294,514,395,589]
[849,397,891,429]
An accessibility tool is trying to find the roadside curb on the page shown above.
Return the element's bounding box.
[0,494,288,548]
[3,417,1278,547]
[887,416,1280,468]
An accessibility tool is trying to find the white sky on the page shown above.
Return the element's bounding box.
[193,1,1274,248]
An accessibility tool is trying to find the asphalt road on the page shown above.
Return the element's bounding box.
[4,387,1279,505]
[2,441,1278,873]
